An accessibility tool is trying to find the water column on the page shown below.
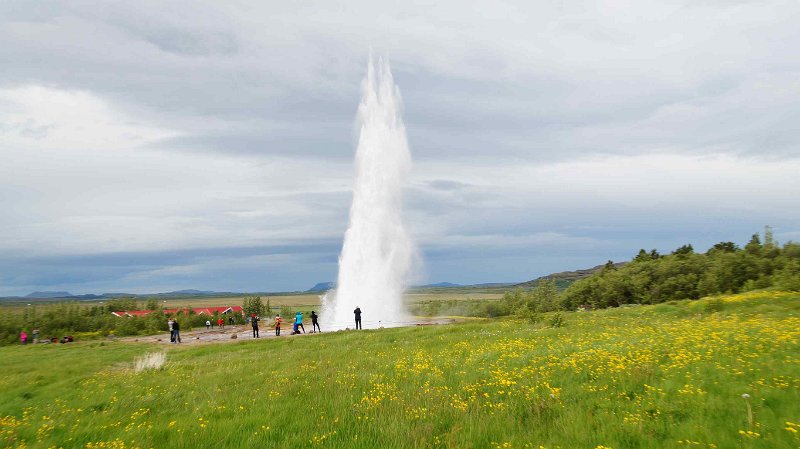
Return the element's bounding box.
[321,56,414,329]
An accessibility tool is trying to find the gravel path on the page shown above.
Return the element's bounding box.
[121,318,456,345]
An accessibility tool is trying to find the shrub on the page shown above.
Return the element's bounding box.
[549,312,565,328]
[704,297,725,313]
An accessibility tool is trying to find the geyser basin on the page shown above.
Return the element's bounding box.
[321,57,414,330]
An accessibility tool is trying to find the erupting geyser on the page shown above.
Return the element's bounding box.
[321,57,414,329]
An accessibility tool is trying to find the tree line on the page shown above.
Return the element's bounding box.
[502,229,799,320]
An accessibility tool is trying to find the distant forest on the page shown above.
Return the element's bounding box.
[560,229,799,310]
[498,229,799,319]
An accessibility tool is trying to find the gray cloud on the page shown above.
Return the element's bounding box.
[3,0,799,162]
[1,0,799,294]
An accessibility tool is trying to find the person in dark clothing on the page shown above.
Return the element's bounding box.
[172,319,181,343]
[228,316,234,325]
[310,311,321,333]
[251,314,260,338]
[354,306,362,330]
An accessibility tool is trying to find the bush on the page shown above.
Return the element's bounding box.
[704,297,725,313]
[517,307,541,324]
[774,259,800,291]
[548,313,565,328]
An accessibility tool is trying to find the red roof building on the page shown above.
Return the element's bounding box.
[112,306,244,317]
[110,310,154,317]
[163,306,243,315]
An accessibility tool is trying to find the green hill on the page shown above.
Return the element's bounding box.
[1,291,798,449]
[515,262,627,290]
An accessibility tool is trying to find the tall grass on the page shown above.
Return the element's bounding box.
[133,352,167,372]
[1,291,798,449]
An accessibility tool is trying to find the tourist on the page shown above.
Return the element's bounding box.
[228,316,234,325]
[251,314,260,338]
[311,311,321,333]
[292,319,300,335]
[20,330,27,345]
[218,318,224,329]
[354,306,362,330]
[295,311,305,334]
[32,329,39,344]
[168,318,175,342]
[172,319,181,343]
[205,320,211,330]
[274,314,282,336]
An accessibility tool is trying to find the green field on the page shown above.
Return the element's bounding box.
[2,291,799,449]
[0,289,506,312]
[0,294,322,312]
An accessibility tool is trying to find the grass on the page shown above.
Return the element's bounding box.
[162,294,321,309]
[0,291,505,314]
[406,292,505,302]
[2,291,799,449]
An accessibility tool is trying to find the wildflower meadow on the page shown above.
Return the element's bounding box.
[2,291,798,448]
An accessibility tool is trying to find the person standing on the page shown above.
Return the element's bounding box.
[295,311,305,334]
[251,314,260,338]
[205,320,211,330]
[168,318,175,342]
[274,314,283,336]
[354,306,362,330]
[310,311,321,333]
[172,319,181,343]
[20,330,27,345]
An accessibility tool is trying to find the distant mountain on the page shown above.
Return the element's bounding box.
[70,294,105,300]
[515,262,627,289]
[471,283,515,288]
[26,291,72,298]
[162,289,218,296]
[7,289,234,301]
[308,281,491,291]
[307,282,335,292]
[417,282,462,288]
[408,282,515,290]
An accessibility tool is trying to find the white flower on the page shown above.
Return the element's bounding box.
[741,393,750,399]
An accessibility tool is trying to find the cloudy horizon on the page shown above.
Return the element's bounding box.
[2,0,799,296]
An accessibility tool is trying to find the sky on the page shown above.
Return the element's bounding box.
[1,0,799,296]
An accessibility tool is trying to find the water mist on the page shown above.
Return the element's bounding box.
[321,57,414,329]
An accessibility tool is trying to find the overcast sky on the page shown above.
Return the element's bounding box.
[1,0,799,295]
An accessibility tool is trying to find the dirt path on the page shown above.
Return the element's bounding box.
[121,318,456,346]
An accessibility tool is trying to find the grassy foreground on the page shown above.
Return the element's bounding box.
[2,292,799,449]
